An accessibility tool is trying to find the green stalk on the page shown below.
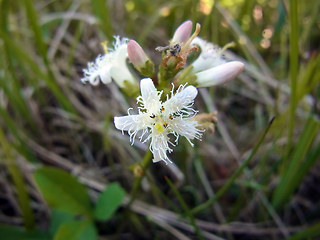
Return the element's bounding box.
[286,0,298,156]
[0,127,35,230]
[127,151,152,207]
[191,117,275,214]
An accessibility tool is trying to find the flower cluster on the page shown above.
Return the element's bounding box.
[81,20,244,164]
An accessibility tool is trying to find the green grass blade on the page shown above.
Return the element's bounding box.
[0,74,35,129]
[285,222,320,240]
[297,53,320,101]
[23,0,48,62]
[0,127,35,230]
[0,30,75,113]
[286,0,299,154]
[191,117,275,214]
[0,0,36,128]
[0,105,37,162]
[272,115,320,209]
[22,0,75,113]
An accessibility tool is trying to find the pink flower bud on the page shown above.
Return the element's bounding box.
[172,20,193,43]
[127,40,149,69]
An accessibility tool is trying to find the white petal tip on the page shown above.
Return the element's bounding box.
[140,78,156,98]
[140,78,153,86]
[114,117,122,130]
[185,85,198,96]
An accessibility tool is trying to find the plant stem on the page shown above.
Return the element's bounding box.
[127,150,152,207]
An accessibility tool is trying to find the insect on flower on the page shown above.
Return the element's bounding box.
[155,43,181,57]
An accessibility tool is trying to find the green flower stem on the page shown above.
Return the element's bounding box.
[127,150,152,207]
[191,117,275,215]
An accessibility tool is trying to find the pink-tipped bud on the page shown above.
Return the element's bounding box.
[128,40,149,68]
[127,40,154,77]
[172,20,193,43]
[195,61,245,87]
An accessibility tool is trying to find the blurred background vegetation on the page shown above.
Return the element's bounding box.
[0,0,319,239]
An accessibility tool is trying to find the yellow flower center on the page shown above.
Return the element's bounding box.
[154,123,165,133]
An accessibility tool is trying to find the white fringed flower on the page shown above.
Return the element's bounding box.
[191,37,226,73]
[81,36,136,87]
[114,78,202,164]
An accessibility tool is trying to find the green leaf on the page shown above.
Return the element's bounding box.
[0,225,49,240]
[49,209,74,236]
[33,167,93,216]
[94,183,125,221]
[54,220,97,240]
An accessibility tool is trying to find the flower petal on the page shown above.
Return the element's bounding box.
[140,78,156,99]
[110,41,137,88]
[164,85,198,114]
[150,132,172,164]
[195,61,244,87]
[169,118,202,145]
[81,55,112,85]
[114,114,150,145]
[110,66,135,88]
[114,115,146,131]
[139,78,162,113]
[191,37,225,73]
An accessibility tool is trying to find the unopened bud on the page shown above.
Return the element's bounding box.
[171,20,193,43]
[127,40,154,77]
[195,61,244,87]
